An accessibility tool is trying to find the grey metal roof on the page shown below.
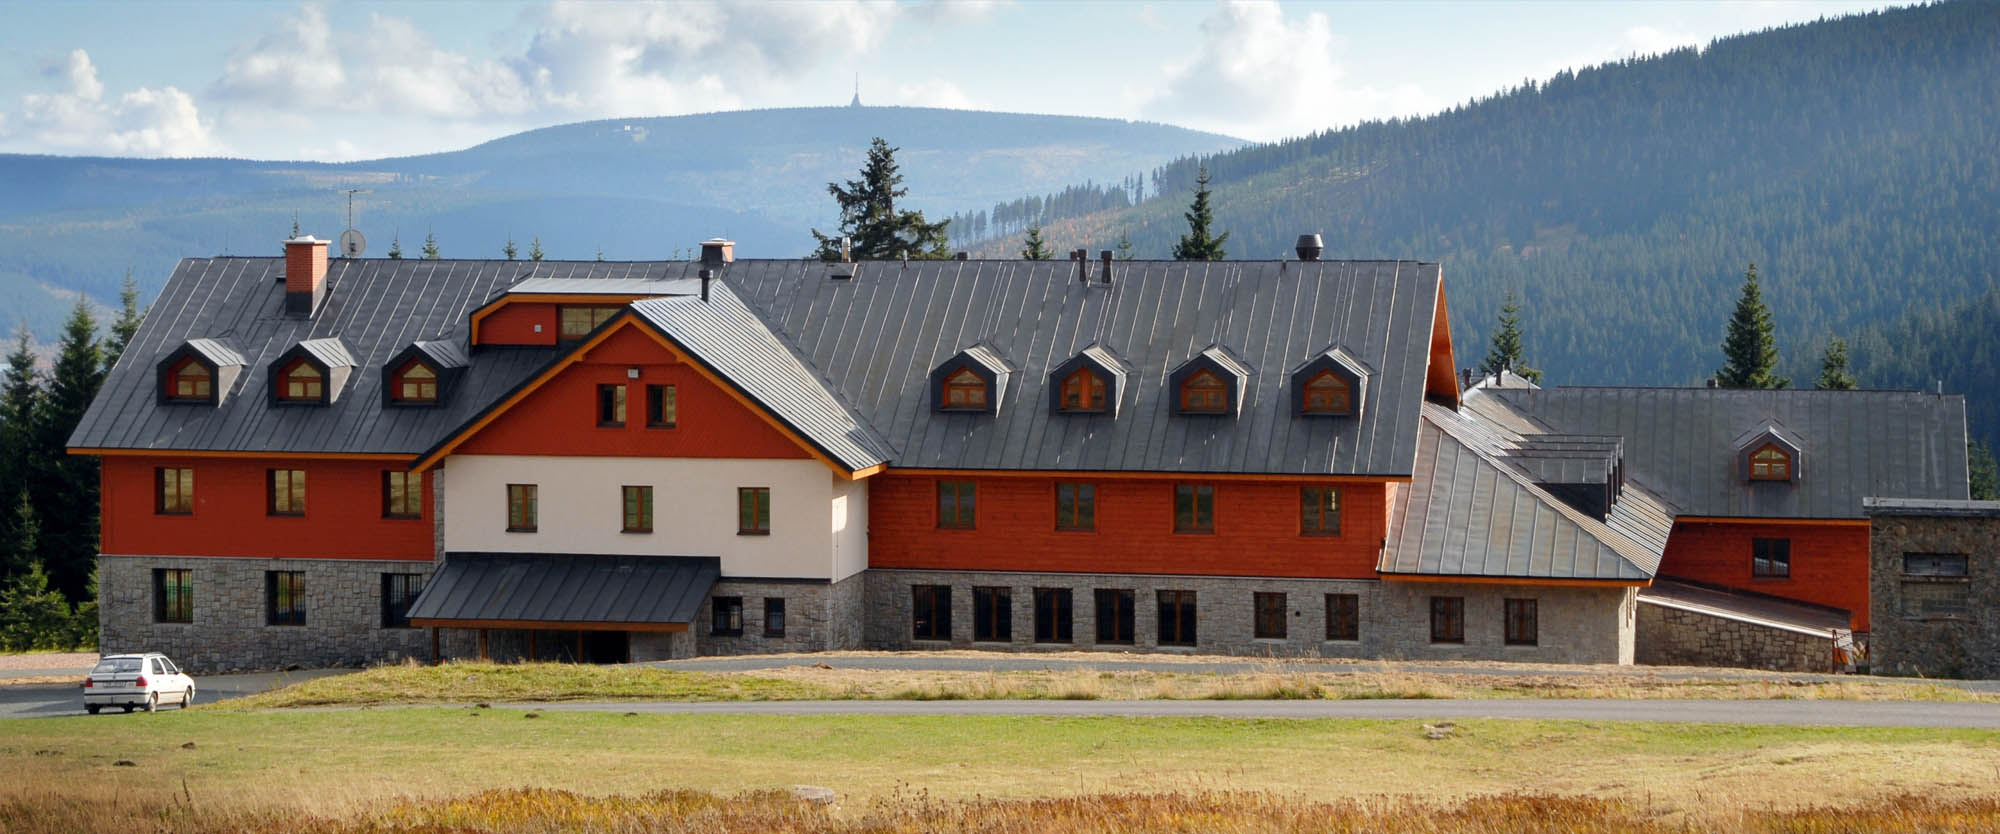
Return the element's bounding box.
[1862,497,2000,519]
[1381,403,1667,582]
[1483,386,1969,519]
[1638,578,1850,636]
[408,339,469,370]
[725,259,1444,476]
[505,276,699,296]
[182,338,245,368]
[293,337,355,369]
[628,288,896,473]
[405,553,718,626]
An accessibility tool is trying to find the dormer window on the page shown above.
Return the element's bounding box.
[1302,370,1351,415]
[167,358,211,400]
[1060,368,1107,412]
[1179,370,1228,413]
[278,360,323,402]
[1749,444,1791,481]
[944,367,987,410]
[558,305,620,341]
[393,361,438,404]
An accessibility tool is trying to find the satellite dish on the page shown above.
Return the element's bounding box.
[339,229,366,258]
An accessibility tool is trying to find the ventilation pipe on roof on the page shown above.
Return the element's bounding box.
[1295,233,1324,261]
[699,238,734,268]
[1100,250,1113,284]
[283,235,329,318]
[1072,249,1089,284]
[840,237,853,263]
[699,268,712,303]
[954,251,969,260]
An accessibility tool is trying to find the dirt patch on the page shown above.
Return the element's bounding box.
[0,653,96,673]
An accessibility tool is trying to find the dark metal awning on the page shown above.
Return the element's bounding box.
[407,553,718,632]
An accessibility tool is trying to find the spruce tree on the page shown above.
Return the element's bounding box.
[1477,289,1543,383]
[1814,337,1857,390]
[0,330,41,580]
[529,237,545,261]
[33,300,103,602]
[594,248,605,262]
[387,234,403,260]
[503,236,518,260]
[1971,440,1999,501]
[810,137,952,261]
[1172,167,1229,261]
[0,489,38,581]
[1114,234,1136,261]
[1712,263,1789,389]
[1021,227,1051,260]
[421,231,441,260]
[103,272,145,374]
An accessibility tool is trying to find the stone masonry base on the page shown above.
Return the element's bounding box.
[1633,601,1837,672]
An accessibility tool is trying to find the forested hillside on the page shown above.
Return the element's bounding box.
[1851,289,2000,448]
[975,2,1999,404]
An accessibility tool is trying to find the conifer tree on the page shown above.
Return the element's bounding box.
[1021,227,1051,260]
[503,236,518,260]
[0,329,40,579]
[1814,337,1857,390]
[1970,440,1999,501]
[421,231,441,260]
[1,490,38,581]
[1172,167,1228,261]
[103,272,145,374]
[290,214,300,238]
[387,234,403,260]
[1477,289,1542,383]
[1712,263,1789,389]
[33,300,102,602]
[810,138,951,261]
[529,237,545,261]
[1114,234,1136,261]
[594,249,605,262]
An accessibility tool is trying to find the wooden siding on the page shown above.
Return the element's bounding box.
[100,456,434,560]
[1658,519,1871,630]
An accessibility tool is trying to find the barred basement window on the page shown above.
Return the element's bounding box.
[1157,589,1197,647]
[973,586,1012,642]
[1055,482,1095,531]
[268,469,306,516]
[153,569,193,624]
[1900,552,1972,619]
[1429,596,1464,644]
[763,598,787,638]
[1504,598,1539,646]
[1301,487,1341,536]
[711,596,744,636]
[646,384,677,428]
[267,571,306,626]
[157,467,194,515]
[383,470,422,518]
[1325,593,1359,641]
[1253,592,1287,639]
[912,585,952,640]
[1752,538,1790,578]
[381,573,422,629]
[1034,588,1073,644]
[937,480,976,529]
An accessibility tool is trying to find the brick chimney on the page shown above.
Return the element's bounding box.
[284,235,329,317]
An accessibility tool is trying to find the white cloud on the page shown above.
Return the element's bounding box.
[893,79,986,110]
[906,0,1007,25]
[1137,1,1434,142]
[7,49,224,157]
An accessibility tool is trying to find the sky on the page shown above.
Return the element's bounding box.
[0,0,1900,162]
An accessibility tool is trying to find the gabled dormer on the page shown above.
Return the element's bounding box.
[1169,346,1251,418]
[381,340,469,407]
[267,338,355,407]
[1291,346,1371,420]
[156,339,245,406]
[1048,344,1128,417]
[1735,421,1804,484]
[930,343,1011,415]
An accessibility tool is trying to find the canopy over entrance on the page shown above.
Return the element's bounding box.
[407,553,718,631]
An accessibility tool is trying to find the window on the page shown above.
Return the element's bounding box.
[738,487,771,535]
[153,569,192,624]
[381,573,422,629]
[1904,553,1970,577]
[558,305,619,340]
[711,596,744,636]
[167,358,211,400]
[1429,596,1464,644]
[267,571,306,626]
[1157,590,1198,646]
[937,480,976,529]
[1301,487,1341,536]
[1173,484,1214,533]
[1752,538,1790,578]
[1179,369,1228,413]
[1302,370,1351,414]
[943,367,987,409]
[383,471,422,518]
[507,484,538,532]
[912,585,952,640]
[1055,482,1095,531]
[156,467,194,515]
[974,586,1012,642]
[1504,598,1538,646]
[1749,444,1791,480]
[1254,592,1287,640]
[763,598,786,638]
[278,360,323,402]
[1325,593,1359,641]
[623,485,653,533]
[394,361,437,403]
[1901,553,1972,618]
[1059,368,1107,412]
[597,384,626,427]
[1095,589,1135,644]
[1034,588,1072,644]
[646,384,677,428]
[267,469,306,516]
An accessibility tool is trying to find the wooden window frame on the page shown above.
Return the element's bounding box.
[710,596,744,636]
[1325,593,1359,641]
[1752,537,1791,578]
[973,586,1012,643]
[1173,484,1215,534]
[1429,596,1465,644]
[1504,598,1539,646]
[277,358,324,403]
[166,357,212,401]
[1301,487,1342,536]
[153,568,193,624]
[1749,444,1791,481]
[381,573,422,629]
[156,467,194,515]
[507,483,538,532]
[1059,367,1107,413]
[382,470,422,519]
[1301,369,1353,415]
[1033,587,1073,644]
[763,598,786,638]
[597,383,626,427]
[1054,482,1095,531]
[941,366,988,411]
[1253,591,1287,640]
[266,570,307,627]
[937,480,977,529]
[1178,369,1229,413]
[737,487,771,535]
[267,468,306,517]
[911,585,952,641]
[1156,589,1198,647]
[622,485,654,533]
[646,384,677,429]
[558,305,619,341]
[1095,588,1135,645]
[392,360,438,404]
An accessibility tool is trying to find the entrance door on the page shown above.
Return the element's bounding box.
[581,630,630,664]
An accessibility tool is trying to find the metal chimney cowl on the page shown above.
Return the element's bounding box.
[699,238,735,268]
[1295,234,1324,262]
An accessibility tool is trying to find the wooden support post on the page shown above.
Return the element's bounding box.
[576,630,584,663]
[528,631,537,662]
[430,628,440,664]
[478,629,489,660]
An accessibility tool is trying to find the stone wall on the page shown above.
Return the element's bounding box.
[1633,601,1836,672]
[691,574,866,655]
[1867,507,2000,679]
[99,554,436,674]
[863,569,1634,663]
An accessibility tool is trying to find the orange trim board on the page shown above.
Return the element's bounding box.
[1378,572,1652,588]
[71,447,414,461]
[886,467,1411,484]
[410,618,689,633]
[467,293,655,346]
[1676,516,1870,528]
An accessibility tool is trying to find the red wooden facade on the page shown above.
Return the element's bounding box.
[100,456,433,560]
[1657,519,1872,630]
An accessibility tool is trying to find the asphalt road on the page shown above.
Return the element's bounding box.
[0,669,346,719]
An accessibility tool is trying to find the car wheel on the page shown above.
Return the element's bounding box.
[181,688,194,709]
[85,705,100,715]
[145,693,157,713]
[121,705,133,713]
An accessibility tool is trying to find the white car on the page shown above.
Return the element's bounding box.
[82,653,196,714]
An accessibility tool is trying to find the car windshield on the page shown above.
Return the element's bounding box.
[92,658,142,675]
